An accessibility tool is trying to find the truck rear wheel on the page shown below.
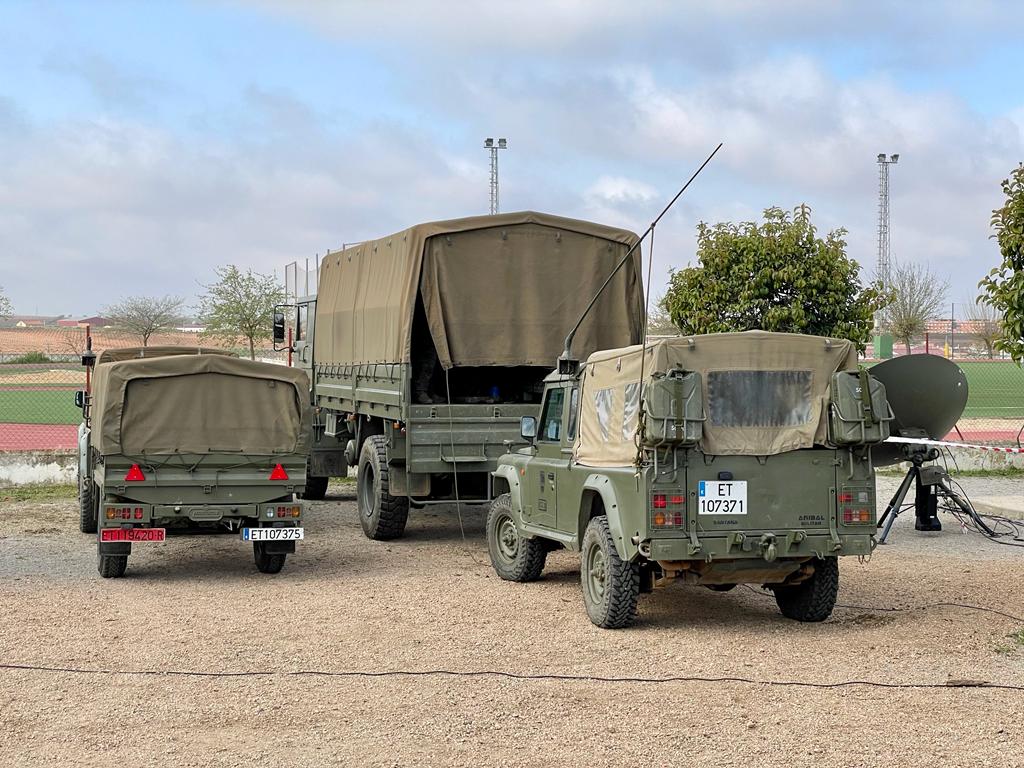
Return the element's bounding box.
[486,493,546,582]
[772,557,839,622]
[98,555,127,579]
[253,543,287,574]
[357,435,409,540]
[580,515,640,629]
[79,479,97,534]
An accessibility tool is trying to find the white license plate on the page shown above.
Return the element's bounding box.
[698,480,748,515]
[242,527,304,541]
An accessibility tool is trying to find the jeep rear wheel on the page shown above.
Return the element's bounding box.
[79,479,97,534]
[253,543,287,574]
[98,555,127,579]
[300,473,329,501]
[357,435,409,540]
[772,557,839,622]
[486,493,546,582]
[580,515,640,629]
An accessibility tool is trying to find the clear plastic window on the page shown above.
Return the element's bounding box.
[566,387,580,441]
[622,382,641,441]
[707,370,813,427]
[594,387,614,440]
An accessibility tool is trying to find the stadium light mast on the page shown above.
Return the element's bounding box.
[484,137,507,215]
[876,152,899,292]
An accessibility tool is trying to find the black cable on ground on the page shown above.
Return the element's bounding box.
[1,662,1021,692]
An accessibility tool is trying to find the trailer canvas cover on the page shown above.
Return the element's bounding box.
[90,355,311,456]
[314,211,645,369]
[575,331,858,465]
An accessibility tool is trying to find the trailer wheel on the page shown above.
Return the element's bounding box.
[486,493,546,582]
[79,479,97,534]
[772,557,839,622]
[253,543,287,574]
[357,435,409,540]
[98,555,127,579]
[580,515,640,629]
[300,473,328,501]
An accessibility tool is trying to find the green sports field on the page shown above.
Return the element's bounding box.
[0,389,80,425]
[956,361,1024,419]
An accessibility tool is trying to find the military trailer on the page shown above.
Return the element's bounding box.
[77,348,311,578]
[279,211,645,540]
[487,331,889,627]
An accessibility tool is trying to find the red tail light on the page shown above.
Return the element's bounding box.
[124,464,146,482]
[269,464,289,481]
[652,494,667,509]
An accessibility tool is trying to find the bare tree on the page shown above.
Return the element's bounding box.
[882,261,948,355]
[963,298,1002,359]
[646,299,679,337]
[105,295,185,346]
[0,285,11,318]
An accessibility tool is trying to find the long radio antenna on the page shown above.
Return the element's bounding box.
[559,142,723,367]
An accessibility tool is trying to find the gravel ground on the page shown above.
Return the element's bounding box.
[1,476,1022,768]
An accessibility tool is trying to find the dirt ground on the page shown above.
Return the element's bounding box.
[1,478,1023,768]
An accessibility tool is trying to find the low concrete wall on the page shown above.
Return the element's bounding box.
[0,450,76,485]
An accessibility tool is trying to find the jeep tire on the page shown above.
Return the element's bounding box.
[772,556,839,622]
[253,542,287,574]
[357,435,409,540]
[79,478,97,534]
[98,555,128,579]
[580,515,640,629]
[486,493,546,582]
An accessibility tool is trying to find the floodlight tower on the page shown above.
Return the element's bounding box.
[484,137,507,215]
[876,152,899,291]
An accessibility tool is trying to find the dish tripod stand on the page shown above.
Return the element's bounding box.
[877,445,996,544]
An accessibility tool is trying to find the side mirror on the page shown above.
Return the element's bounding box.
[74,390,85,409]
[520,415,537,441]
[272,311,286,345]
[81,350,96,368]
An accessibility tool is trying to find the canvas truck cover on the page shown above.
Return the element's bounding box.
[574,331,858,466]
[90,355,311,456]
[95,346,236,364]
[314,211,645,369]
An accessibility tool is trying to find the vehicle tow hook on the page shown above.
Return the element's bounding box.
[759,534,778,562]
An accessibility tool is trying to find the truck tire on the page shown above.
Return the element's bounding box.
[79,479,97,534]
[486,493,547,582]
[253,543,287,574]
[98,555,128,579]
[300,473,329,501]
[772,557,839,622]
[357,435,409,540]
[580,515,640,629]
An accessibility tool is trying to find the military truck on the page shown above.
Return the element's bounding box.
[77,347,312,578]
[276,211,645,540]
[486,331,889,627]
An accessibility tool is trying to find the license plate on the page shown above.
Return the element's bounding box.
[242,527,304,542]
[100,528,166,542]
[698,480,748,515]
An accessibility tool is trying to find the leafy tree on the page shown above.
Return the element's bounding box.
[663,205,883,350]
[980,163,1024,363]
[0,285,11,318]
[199,266,284,360]
[105,295,185,346]
[883,261,948,355]
[963,298,1002,359]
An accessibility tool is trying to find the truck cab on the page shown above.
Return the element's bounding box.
[487,331,888,628]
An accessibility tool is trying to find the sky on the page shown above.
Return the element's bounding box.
[1,0,1022,317]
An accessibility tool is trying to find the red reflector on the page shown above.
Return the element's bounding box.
[838,492,854,503]
[669,495,685,505]
[124,464,146,482]
[134,509,143,519]
[652,494,667,509]
[269,464,289,481]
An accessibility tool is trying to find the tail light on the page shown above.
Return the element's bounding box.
[124,464,146,482]
[652,492,685,527]
[269,464,289,481]
[274,505,301,518]
[843,509,873,524]
[840,487,873,525]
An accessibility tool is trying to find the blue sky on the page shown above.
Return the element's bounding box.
[1,0,1022,316]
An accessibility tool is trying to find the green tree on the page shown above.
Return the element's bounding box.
[882,261,948,355]
[199,266,284,360]
[105,295,185,346]
[0,285,11,318]
[980,163,1024,363]
[662,205,882,350]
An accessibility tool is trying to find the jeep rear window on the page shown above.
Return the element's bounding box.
[707,370,813,428]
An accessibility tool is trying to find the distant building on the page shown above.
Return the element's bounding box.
[1,314,61,328]
[76,316,113,328]
[176,323,206,333]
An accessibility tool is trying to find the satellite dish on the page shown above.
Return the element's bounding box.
[870,354,968,466]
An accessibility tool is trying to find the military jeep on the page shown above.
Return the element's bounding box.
[487,331,890,628]
[77,347,312,578]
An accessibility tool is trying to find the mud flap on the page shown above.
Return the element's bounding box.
[260,541,296,555]
[98,541,131,556]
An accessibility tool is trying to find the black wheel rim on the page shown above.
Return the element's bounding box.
[358,462,375,519]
